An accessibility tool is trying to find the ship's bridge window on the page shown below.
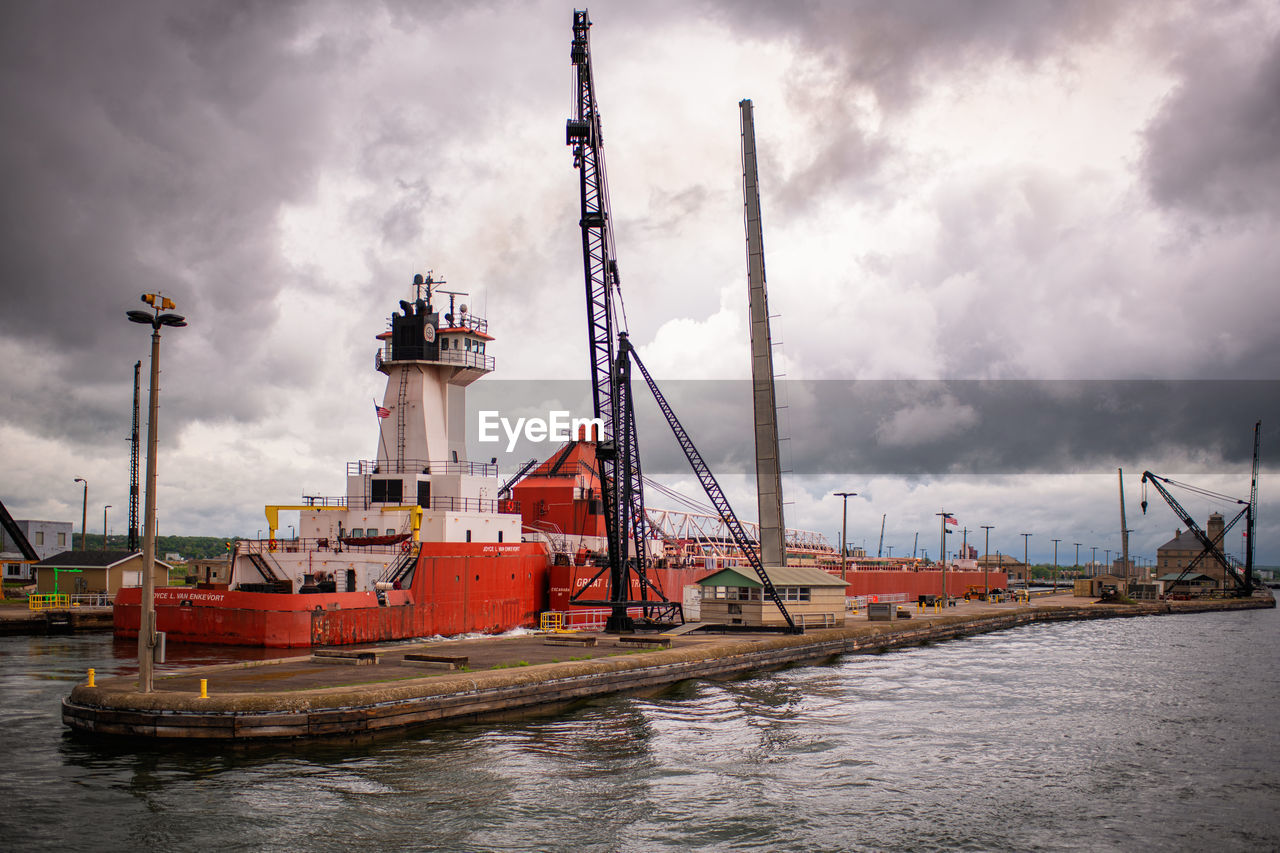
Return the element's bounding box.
[465,338,472,351]
[371,478,403,503]
[351,528,363,537]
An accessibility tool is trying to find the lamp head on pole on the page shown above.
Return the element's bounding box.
[128,295,188,329]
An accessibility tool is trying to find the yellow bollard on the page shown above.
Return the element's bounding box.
[87,668,95,687]
[200,679,208,699]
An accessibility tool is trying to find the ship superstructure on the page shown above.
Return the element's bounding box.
[115,273,549,647]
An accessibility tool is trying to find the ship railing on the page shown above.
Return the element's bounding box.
[377,342,495,372]
[69,593,112,607]
[440,313,488,334]
[296,495,520,514]
[243,537,414,556]
[346,459,499,477]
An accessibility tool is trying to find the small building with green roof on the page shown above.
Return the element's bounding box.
[696,565,848,629]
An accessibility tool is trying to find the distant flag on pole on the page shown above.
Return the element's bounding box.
[374,399,391,419]
[945,516,958,526]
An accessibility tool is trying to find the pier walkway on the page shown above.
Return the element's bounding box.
[62,592,1273,741]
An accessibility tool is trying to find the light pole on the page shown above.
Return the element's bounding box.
[1074,543,1081,580]
[103,506,112,550]
[833,492,856,580]
[937,511,954,603]
[1051,538,1061,590]
[127,293,186,694]
[1090,546,1097,577]
[1104,548,1111,575]
[981,524,994,598]
[886,545,894,558]
[74,478,88,550]
[1021,532,1031,590]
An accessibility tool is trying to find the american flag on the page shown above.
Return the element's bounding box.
[374,402,391,419]
[945,515,958,526]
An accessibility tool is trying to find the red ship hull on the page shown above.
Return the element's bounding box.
[548,563,1011,613]
[114,543,549,648]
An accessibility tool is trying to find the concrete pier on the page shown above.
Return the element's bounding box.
[0,606,113,636]
[62,593,1273,741]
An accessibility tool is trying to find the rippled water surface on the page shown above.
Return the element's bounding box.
[1,610,1277,852]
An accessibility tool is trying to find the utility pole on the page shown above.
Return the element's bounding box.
[74,478,88,550]
[834,492,855,581]
[1090,546,1097,577]
[129,360,141,552]
[981,524,994,598]
[127,294,186,693]
[937,511,954,603]
[1074,542,1081,580]
[1118,468,1130,586]
[1051,538,1061,590]
[913,532,918,560]
[103,505,112,550]
[1021,532,1031,590]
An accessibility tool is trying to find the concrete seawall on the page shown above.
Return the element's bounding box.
[62,596,1273,741]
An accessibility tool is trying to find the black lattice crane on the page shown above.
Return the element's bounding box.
[564,10,796,631]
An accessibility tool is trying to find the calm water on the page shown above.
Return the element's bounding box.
[1,610,1277,852]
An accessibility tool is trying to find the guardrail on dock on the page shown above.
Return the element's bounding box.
[29,594,68,611]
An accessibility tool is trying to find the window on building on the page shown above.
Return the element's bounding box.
[371,479,402,503]
[351,528,364,537]
[35,531,44,546]
[58,532,66,547]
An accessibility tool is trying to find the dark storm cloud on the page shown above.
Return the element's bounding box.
[469,379,1277,481]
[0,0,350,435]
[1144,34,1280,219]
[697,0,1122,208]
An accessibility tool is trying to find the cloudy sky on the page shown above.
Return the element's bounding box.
[2,0,1277,565]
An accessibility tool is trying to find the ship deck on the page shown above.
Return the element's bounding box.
[63,591,1273,740]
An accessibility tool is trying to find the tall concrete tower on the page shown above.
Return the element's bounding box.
[740,99,786,568]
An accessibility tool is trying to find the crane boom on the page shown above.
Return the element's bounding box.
[1246,419,1261,594]
[1140,472,1249,594]
[1118,468,1130,584]
[626,339,795,629]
